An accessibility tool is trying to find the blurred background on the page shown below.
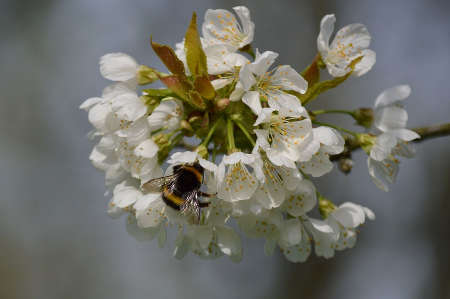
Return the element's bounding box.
[1,0,449,298]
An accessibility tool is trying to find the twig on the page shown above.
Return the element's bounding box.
[330,122,450,162]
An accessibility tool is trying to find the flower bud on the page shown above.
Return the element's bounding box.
[215,98,230,111]
[318,196,336,219]
[338,158,354,174]
[353,107,374,129]
[152,133,170,147]
[195,144,208,159]
[180,120,193,132]
[356,133,376,155]
[137,65,160,85]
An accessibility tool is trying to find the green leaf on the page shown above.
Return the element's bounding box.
[151,38,187,77]
[184,12,208,76]
[194,75,215,100]
[137,65,163,85]
[159,75,191,100]
[187,90,206,110]
[300,56,363,105]
[185,12,216,100]
[301,54,320,86]
[142,88,174,97]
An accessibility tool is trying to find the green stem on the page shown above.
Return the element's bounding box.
[227,118,236,152]
[312,109,355,117]
[313,121,358,137]
[234,120,256,146]
[202,117,222,147]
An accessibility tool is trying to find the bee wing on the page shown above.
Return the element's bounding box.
[180,191,201,224]
[141,173,180,193]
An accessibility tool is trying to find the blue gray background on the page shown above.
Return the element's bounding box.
[1,0,449,298]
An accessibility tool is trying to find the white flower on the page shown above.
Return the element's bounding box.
[100,53,139,82]
[327,202,375,252]
[202,6,254,50]
[304,217,339,259]
[370,85,420,161]
[282,179,317,217]
[204,45,249,90]
[298,126,345,177]
[317,14,376,77]
[110,89,147,122]
[279,222,311,263]
[147,98,183,132]
[111,179,142,209]
[368,85,420,191]
[253,108,316,167]
[172,202,241,261]
[89,134,127,188]
[251,154,302,209]
[237,50,308,114]
[134,192,167,228]
[175,39,248,89]
[217,152,259,202]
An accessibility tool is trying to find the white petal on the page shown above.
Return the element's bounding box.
[353,49,376,77]
[215,225,242,258]
[332,202,366,228]
[393,141,416,158]
[317,14,335,54]
[249,50,279,76]
[100,53,138,81]
[222,152,256,165]
[211,78,233,90]
[88,102,112,132]
[330,23,371,52]
[199,158,218,173]
[309,218,334,234]
[390,129,420,142]
[233,5,254,45]
[230,82,245,101]
[112,181,141,208]
[168,151,198,164]
[217,162,258,202]
[111,92,147,122]
[284,180,317,216]
[202,7,254,49]
[80,97,102,111]
[313,127,345,154]
[239,64,257,91]
[134,193,166,228]
[242,91,262,115]
[271,65,308,94]
[188,225,213,250]
[126,215,159,242]
[374,85,411,108]
[134,139,158,158]
[281,227,311,262]
[267,91,305,115]
[364,207,376,220]
[370,132,398,161]
[107,197,124,219]
[367,157,399,192]
[375,106,408,131]
[254,108,274,126]
[279,218,302,248]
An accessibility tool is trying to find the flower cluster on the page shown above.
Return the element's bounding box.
[81,6,418,262]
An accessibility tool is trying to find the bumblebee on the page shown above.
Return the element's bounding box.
[142,162,214,222]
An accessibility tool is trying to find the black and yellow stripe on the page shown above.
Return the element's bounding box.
[162,185,184,210]
[182,165,203,183]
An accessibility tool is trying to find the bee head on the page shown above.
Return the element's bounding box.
[192,162,204,175]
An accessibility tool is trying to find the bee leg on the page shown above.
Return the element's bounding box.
[199,191,217,198]
[199,201,210,208]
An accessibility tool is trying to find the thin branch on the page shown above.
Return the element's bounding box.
[330,122,450,162]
